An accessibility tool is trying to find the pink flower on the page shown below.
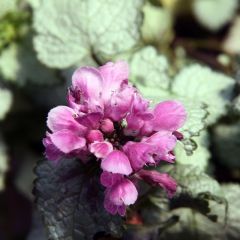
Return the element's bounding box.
[43,106,87,160]
[101,150,132,175]
[100,118,114,133]
[101,172,138,216]
[69,61,134,120]
[124,93,153,136]
[142,131,177,163]
[136,169,177,198]
[140,101,187,136]
[123,131,177,171]
[43,61,187,216]
[90,141,113,158]
[123,142,155,171]
[43,132,63,161]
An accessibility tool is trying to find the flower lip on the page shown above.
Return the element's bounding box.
[136,169,177,198]
[90,141,113,159]
[101,150,132,175]
[103,177,138,216]
[49,129,86,154]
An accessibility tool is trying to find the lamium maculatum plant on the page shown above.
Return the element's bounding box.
[43,61,187,217]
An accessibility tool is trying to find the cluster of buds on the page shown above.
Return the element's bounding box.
[43,61,186,216]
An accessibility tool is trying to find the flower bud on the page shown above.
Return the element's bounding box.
[101,118,114,133]
[86,130,103,143]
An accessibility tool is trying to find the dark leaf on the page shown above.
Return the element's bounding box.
[34,158,123,240]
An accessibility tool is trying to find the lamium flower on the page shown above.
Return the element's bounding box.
[43,61,187,216]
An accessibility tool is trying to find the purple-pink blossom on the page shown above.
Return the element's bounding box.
[43,61,187,216]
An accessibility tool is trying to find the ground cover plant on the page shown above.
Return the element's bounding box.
[0,0,240,239]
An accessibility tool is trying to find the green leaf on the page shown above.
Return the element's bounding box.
[213,123,240,168]
[34,159,123,240]
[25,0,42,9]
[0,0,17,18]
[232,94,240,115]
[141,2,173,44]
[170,165,225,218]
[172,64,235,125]
[0,35,59,86]
[0,87,12,120]
[171,165,222,197]
[153,165,225,219]
[169,165,226,226]
[221,184,240,240]
[223,16,240,55]
[178,99,208,139]
[0,137,8,191]
[129,46,171,91]
[175,99,208,155]
[175,131,210,171]
[134,165,226,239]
[159,208,225,240]
[33,0,144,68]
[0,9,30,53]
[157,185,240,239]
[193,0,238,31]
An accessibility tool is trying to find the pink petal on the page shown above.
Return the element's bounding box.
[104,84,135,121]
[100,172,123,187]
[77,112,102,129]
[72,67,103,101]
[67,89,81,112]
[86,130,104,143]
[131,93,150,114]
[117,205,126,216]
[125,94,153,136]
[123,142,155,171]
[71,67,104,113]
[125,114,144,136]
[100,118,114,133]
[99,61,129,101]
[125,113,153,136]
[103,193,126,216]
[49,129,86,154]
[152,101,187,131]
[43,133,63,161]
[89,141,113,158]
[108,178,138,206]
[104,196,118,215]
[101,150,132,175]
[137,170,177,198]
[47,106,86,134]
[157,173,177,198]
[140,120,154,136]
[119,179,138,205]
[144,131,177,163]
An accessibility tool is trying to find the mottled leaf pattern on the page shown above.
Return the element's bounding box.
[33,0,144,68]
[34,158,123,240]
[173,64,235,125]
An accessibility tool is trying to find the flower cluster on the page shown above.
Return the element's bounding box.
[43,61,187,216]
